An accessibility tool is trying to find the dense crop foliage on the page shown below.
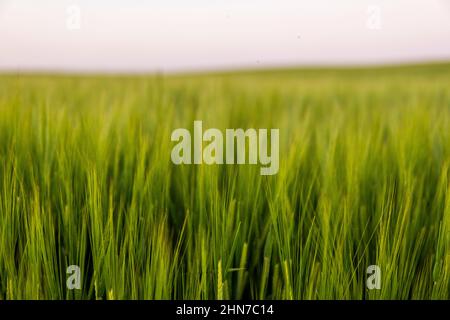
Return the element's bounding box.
[0,64,449,299]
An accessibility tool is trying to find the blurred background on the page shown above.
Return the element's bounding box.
[1,0,450,73]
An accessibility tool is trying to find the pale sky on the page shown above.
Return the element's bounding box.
[1,0,450,72]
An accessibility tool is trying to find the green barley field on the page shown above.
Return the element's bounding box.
[0,63,449,299]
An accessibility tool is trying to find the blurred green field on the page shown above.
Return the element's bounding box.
[0,63,449,299]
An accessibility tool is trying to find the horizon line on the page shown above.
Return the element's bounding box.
[1,58,450,77]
